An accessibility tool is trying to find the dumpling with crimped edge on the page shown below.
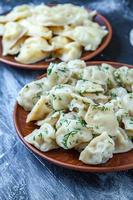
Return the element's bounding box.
[56,115,92,149]
[19,19,52,39]
[17,77,50,111]
[61,24,108,51]
[15,37,53,64]
[36,110,62,127]
[79,132,115,165]
[47,62,71,87]
[50,36,71,50]
[26,96,52,123]
[85,104,119,136]
[0,5,33,23]
[113,128,133,153]
[24,123,59,152]
[49,84,73,111]
[7,37,26,55]
[55,42,82,62]
[75,80,104,94]
[2,22,27,56]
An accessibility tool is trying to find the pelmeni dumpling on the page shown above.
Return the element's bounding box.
[113,128,133,153]
[2,22,26,56]
[17,77,50,111]
[0,5,32,23]
[121,93,133,115]
[24,123,58,152]
[101,63,117,88]
[82,65,107,85]
[69,99,88,118]
[67,59,86,79]
[55,42,82,62]
[36,111,61,127]
[75,80,104,94]
[79,132,115,165]
[15,37,53,64]
[49,84,73,110]
[26,96,51,123]
[83,93,109,104]
[85,104,119,136]
[109,87,127,99]
[74,142,88,152]
[62,24,108,51]
[56,117,92,149]
[114,67,133,91]
[47,62,71,87]
[122,116,133,131]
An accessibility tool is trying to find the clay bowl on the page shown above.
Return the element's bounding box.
[13,61,133,172]
[0,8,112,70]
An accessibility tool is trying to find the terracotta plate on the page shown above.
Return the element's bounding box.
[14,61,133,172]
[0,9,112,70]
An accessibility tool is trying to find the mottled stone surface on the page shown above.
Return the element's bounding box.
[0,0,133,199]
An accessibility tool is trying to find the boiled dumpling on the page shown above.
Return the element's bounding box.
[47,62,71,87]
[122,116,133,131]
[26,96,51,123]
[50,36,70,50]
[36,111,61,127]
[62,24,108,51]
[0,5,32,23]
[2,22,26,55]
[113,128,133,153]
[85,104,119,136]
[67,59,86,79]
[69,99,88,118]
[15,37,53,64]
[19,19,52,39]
[49,84,73,110]
[56,116,92,149]
[114,67,133,91]
[79,132,115,165]
[109,87,127,99]
[17,77,50,111]
[55,42,82,62]
[8,37,26,55]
[75,80,104,94]
[121,93,133,115]
[24,123,58,152]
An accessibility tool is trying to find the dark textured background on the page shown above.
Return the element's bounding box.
[0,0,133,199]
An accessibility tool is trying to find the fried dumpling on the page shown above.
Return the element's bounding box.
[79,132,115,165]
[15,37,53,64]
[24,123,58,152]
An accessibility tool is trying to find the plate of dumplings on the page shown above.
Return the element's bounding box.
[14,59,133,172]
[0,4,112,69]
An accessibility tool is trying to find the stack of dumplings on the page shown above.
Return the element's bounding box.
[17,59,133,165]
[0,4,108,64]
